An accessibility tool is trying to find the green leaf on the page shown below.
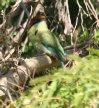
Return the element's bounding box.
[87,48,99,56]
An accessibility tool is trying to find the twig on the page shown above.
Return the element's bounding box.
[6,89,13,103]
[3,48,15,62]
[64,40,93,50]
[80,11,84,32]
[7,10,25,41]
[13,20,28,43]
[84,0,92,19]
[20,0,30,17]
[0,20,6,29]
[76,0,85,31]
[73,0,81,33]
[17,10,25,28]
[87,0,98,20]
[22,37,28,52]
[7,81,24,90]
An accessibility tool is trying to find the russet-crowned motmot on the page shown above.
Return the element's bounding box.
[28,16,66,68]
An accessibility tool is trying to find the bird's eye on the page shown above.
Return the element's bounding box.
[35,30,38,35]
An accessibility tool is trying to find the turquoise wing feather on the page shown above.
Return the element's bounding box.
[38,30,66,62]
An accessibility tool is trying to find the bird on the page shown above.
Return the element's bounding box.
[28,15,66,68]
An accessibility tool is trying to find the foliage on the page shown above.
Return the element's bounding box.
[0,0,15,10]
[9,52,99,108]
[21,41,38,57]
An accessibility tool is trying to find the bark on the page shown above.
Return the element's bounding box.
[0,55,59,97]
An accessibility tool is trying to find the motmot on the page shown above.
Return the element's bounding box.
[28,16,66,68]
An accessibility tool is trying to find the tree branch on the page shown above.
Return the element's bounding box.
[0,55,60,97]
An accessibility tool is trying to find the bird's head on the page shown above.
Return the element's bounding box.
[31,15,46,26]
[30,15,48,32]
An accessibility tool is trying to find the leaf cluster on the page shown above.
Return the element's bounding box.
[9,51,99,108]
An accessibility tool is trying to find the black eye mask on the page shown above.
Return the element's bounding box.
[35,30,38,35]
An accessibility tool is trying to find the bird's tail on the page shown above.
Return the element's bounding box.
[60,61,65,68]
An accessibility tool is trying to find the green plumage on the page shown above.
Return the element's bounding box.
[28,20,66,68]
